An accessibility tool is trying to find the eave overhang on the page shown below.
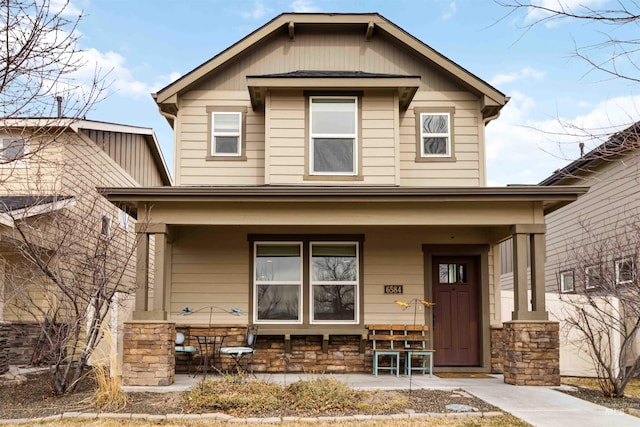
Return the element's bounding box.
[246,73,421,111]
[153,13,507,122]
[99,186,588,219]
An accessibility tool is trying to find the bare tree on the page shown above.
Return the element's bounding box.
[554,217,640,397]
[1,187,145,394]
[0,0,105,171]
[496,1,640,162]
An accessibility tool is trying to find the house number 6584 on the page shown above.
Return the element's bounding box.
[384,285,403,294]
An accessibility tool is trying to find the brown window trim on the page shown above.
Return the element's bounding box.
[206,106,248,161]
[414,106,456,163]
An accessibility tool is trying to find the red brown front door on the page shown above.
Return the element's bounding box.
[432,256,480,366]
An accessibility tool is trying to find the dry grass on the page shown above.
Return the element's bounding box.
[183,375,408,417]
[13,414,530,426]
[562,377,640,398]
[92,329,128,410]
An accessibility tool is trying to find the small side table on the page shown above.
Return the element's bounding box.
[194,335,226,377]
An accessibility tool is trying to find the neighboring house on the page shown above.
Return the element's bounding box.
[101,13,586,387]
[0,119,171,371]
[500,123,640,376]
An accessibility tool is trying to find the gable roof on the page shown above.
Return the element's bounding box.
[153,13,507,120]
[540,121,640,186]
[1,118,172,186]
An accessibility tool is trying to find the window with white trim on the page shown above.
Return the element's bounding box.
[118,209,129,229]
[616,258,635,285]
[0,138,27,164]
[585,265,601,290]
[211,112,242,156]
[253,240,360,324]
[254,243,302,323]
[420,113,451,157]
[560,270,574,293]
[311,243,358,323]
[309,97,357,175]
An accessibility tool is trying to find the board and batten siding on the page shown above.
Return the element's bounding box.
[545,155,640,293]
[82,129,166,187]
[175,25,486,187]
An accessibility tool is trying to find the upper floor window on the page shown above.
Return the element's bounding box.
[1,138,27,164]
[421,113,450,156]
[414,107,455,161]
[206,107,247,160]
[615,257,635,285]
[560,270,575,293]
[585,265,601,290]
[309,97,357,175]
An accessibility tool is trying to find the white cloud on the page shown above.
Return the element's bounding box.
[490,67,545,86]
[290,0,320,13]
[51,0,82,17]
[441,2,457,20]
[242,1,270,20]
[486,91,640,186]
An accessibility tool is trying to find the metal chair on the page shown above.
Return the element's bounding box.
[174,327,198,374]
[219,325,258,376]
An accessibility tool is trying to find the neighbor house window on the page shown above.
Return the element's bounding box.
[100,214,112,238]
[253,239,360,325]
[585,265,601,290]
[118,209,129,229]
[309,97,357,175]
[311,243,358,323]
[254,243,302,323]
[206,107,246,159]
[0,138,27,164]
[560,270,575,293]
[615,258,635,285]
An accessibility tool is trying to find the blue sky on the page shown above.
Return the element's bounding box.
[64,0,638,185]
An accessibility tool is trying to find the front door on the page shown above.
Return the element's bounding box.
[432,256,480,366]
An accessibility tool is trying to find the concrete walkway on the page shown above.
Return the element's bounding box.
[124,373,640,426]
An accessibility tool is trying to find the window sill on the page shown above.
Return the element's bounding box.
[205,155,247,162]
[414,156,457,163]
[303,174,364,181]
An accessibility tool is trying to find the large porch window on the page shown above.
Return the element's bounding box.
[253,240,359,325]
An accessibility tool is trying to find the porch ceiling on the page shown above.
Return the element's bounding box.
[99,186,588,223]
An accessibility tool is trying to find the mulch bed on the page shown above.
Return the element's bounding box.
[0,371,500,420]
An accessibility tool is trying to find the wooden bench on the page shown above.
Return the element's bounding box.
[367,324,434,377]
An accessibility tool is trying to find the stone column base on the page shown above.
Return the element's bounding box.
[490,326,504,374]
[503,321,560,386]
[122,322,175,386]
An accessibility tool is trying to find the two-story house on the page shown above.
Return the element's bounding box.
[102,13,587,387]
[0,119,171,374]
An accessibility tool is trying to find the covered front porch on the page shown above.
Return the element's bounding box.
[101,186,587,386]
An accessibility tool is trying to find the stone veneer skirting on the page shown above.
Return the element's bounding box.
[0,322,9,374]
[122,322,175,386]
[175,326,370,374]
[490,326,504,374]
[503,321,560,386]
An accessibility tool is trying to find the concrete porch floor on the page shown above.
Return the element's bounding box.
[122,373,640,427]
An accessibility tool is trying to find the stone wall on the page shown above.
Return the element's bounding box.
[490,326,504,374]
[0,322,48,366]
[122,322,175,386]
[0,322,9,374]
[503,321,560,386]
[175,326,370,374]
